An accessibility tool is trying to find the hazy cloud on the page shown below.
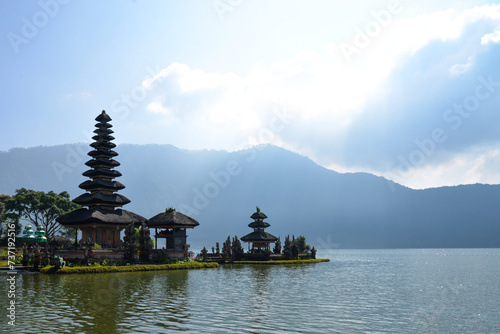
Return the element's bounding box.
[128,4,500,188]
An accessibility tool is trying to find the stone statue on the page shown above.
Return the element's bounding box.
[183,243,190,259]
[22,243,29,266]
[273,237,282,254]
[84,238,93,265]
[33,243,41,270]
[201,247,208,261]
[52,255,66,269]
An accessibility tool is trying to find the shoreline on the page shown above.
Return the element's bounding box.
[40,261,219,274]
[36,258,329,274]
[230,258,330,265]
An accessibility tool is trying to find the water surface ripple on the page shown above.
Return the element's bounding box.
[1,249,499,333]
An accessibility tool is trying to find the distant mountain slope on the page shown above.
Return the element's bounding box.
[1,144,499,249]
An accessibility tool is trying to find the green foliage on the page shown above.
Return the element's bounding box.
[124,222,138,263]
[283,235,292,259]
[135,227,140,244]
[295,235,311,253]
[6,188,80,239]
[93,243,102,249]
[231,236,244,261]
[40,261,219,274]
[0,195,22,240]
[58,227,78,240]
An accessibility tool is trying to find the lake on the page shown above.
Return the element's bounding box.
[1,249,499,333]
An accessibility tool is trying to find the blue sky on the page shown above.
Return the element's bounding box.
[2,0,500,189]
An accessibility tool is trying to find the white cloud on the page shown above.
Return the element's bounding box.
[136,4,500,188]
[146,101,168,115]
[449,56,474,76]
[381,147,500,189]
[481,30,500,45]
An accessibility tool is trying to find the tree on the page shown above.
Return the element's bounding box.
[294,235,311,253]
[124,222,138,263]
[58,227,78,239]
[0,195,22,242]
[283,235,292,259]
[7,188,80,239]
[231,236,244,261]
[139,222,153,262]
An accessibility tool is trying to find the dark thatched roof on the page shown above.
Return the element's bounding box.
[93,128,114,135]
[85,158,120,169]
[90,141,116,150]
[88,149,118,157]
[251,210,267,220]
[248,221,270,228]
[57,207,146,226]
[147,210,200,228]
[79,179,125,191]
[82,168,122,178]
[95,110,112,122]
[92,134,115,141]
[73,192,130,206]
[240,231,278,242]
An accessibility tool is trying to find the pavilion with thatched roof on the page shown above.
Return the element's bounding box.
[148,208,199,252]
[56,110,147,248]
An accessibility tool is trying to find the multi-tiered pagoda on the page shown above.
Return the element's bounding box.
[241,207,278,253]
[57,111,146,248]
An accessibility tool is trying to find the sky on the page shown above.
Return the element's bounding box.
[1,0,500,189]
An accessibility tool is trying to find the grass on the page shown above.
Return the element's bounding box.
[0,261,9,267]
[231,258,330,265]
[40,261,219,274]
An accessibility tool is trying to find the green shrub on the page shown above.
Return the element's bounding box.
[40,261,219,274]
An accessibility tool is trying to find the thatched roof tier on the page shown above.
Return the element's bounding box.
[57,207,146,226]
[92,134,115,141]
[93,128,114,135]
[85,158,120,168]
[82,168,122,178]
[251,210,267,220]
[79,179,125,191]
[95,110,112,122]
[73,192,130,206]
[148,210,200,228]
[90,141,116,150]
[95,122,112,129]
[241,231,278,242]
[88,149,118,158]
[248,221,270,228]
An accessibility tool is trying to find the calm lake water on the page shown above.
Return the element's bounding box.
[1,249,499,334]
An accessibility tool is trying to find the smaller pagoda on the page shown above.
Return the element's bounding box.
[240,207,278,253]
[147,208,199,253]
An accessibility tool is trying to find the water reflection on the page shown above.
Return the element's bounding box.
[1,270,192,333]
[2,250,499,334]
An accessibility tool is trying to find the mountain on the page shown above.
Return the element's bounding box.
[1,144,499,249]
